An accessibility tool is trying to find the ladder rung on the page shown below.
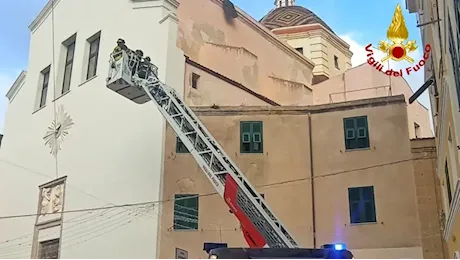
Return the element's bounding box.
[198,150,212,155]
[214,171,227,175]
[171,114,182,118]
[184,131,196,136]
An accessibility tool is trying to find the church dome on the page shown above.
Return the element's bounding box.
[260,5,335,34]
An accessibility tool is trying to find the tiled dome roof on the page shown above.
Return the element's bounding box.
[260,6,335,34]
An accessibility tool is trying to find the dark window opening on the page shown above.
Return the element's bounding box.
[173,194,198,230]
[176,137,189,153]
[343,116,370,150]
[348,186,376,224]
[295,47,303,54]
[62,41,75,94]
[240,121,263,153]
[38,238,59,259]
[445,161,453,205]
[39,66,51,108]
[87,34,100,79]
[414,122,421,138]
[191,73,200,89]
[448,15,460,108]
[334,55,339,69]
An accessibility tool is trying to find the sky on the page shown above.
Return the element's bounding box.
[0,0,431,133]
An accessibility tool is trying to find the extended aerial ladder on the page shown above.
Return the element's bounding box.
[106,47,299,249]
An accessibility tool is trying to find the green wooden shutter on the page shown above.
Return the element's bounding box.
[251,122,263,153]
[174,194,198,230]
[344,118,356,150]
[344,117,370,150]
[241,122,251,153]
[348,187,360,223]
[356,117,370,149]
[362,186,376,222]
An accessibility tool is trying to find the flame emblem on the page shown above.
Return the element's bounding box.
[378,4,417,63]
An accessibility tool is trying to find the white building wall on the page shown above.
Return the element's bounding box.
[0,0,184,258]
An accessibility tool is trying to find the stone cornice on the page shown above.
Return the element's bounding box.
[29,0,179,33]
[29,0,62,33]
[208,0,315,70]
[6,71,27,102]
[192,95,406,116]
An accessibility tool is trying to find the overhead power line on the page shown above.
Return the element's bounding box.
[0,154,432,221]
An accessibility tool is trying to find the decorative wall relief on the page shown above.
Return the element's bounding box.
[40,184,64,216]
[43,105,74,157]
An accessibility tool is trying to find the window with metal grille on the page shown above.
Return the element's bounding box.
[38,238,59,259]
[343,116,370,150]
[240,121,263,153]
[173,194,198,230]
[348,186,376,224]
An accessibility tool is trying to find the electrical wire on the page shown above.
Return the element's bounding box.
[0,158,158,221]
[0,210,103,246]
[1,203,317,258]
[0,202,227,258]
[0,206,156,258]
[50,0,59,179]
[0,154,433,221]
[0,152,435,258]
[0,204,205,258]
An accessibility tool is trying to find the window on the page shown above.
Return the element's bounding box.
[454,0,460,60]
[348,186,376,224]
[448,14,460,107]
[86,35,100,79]
[62,40,75,94]
[176,137,189,153]
[174,194,198,230]
[191,73,200,89]
[38,238,59,259]
[414,122,420,138]
[343,116,370,150]
[39,66,51,108]
[295,47,303,54]
[240,121,263,153]
[445,161,453,205]
[334,55,339,69]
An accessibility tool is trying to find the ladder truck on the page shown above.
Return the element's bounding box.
[106,44,353,259]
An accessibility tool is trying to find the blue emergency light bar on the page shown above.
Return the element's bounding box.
[321,243,347,250]
[204,243,347,252]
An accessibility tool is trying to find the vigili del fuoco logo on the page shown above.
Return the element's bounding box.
[364,4,431,77]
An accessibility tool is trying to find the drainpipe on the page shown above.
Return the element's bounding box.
[308,113,317,248]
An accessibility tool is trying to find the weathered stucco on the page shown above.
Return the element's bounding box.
[157,96,428,258]
[177,0,315,106]
[313,64,433,139]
